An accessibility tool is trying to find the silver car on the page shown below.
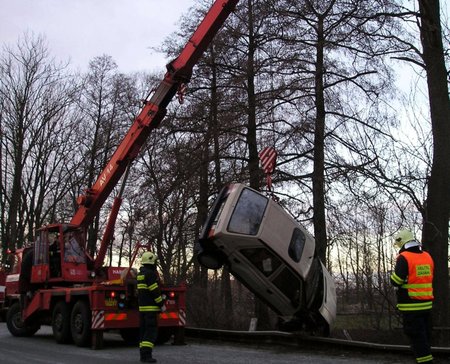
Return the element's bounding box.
[197,183,336,335]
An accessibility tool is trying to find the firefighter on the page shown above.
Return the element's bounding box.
[390,229,434,364]
[137,251,165,363]
[49,233,61,277]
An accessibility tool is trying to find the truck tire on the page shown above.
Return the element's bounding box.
[6,301,40,337]
[70,300,91,347]
[52,301,72,344]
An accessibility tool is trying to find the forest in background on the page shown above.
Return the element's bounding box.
[1,0,449,344]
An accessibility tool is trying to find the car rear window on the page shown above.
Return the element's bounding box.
[228,188,268,235]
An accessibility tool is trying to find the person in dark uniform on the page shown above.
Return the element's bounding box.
[49,233,61,277]
[390,229,434,364]
[137,251,165,363]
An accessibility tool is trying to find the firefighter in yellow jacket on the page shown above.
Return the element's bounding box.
[390,229,434,364]
[137,252,165,363]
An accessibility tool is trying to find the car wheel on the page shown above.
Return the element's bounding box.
[197,250,224,270]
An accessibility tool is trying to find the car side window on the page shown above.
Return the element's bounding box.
[240,247,281,277]
[272,266,302,307]
[288,228,306,263]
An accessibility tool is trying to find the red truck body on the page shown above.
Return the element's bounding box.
[4,228,187,348]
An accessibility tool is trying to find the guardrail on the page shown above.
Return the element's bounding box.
[185,327,450,358]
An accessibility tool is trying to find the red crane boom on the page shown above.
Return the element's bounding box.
[71,0,239,229]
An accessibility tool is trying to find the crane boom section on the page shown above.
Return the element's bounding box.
[70,0,239,228]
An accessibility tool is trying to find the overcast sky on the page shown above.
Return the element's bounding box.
[1,1,448,86]
[0,0,198,73]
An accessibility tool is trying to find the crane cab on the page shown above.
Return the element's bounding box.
[30,224,88,284]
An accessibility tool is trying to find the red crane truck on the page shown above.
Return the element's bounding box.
[3,0,239,349]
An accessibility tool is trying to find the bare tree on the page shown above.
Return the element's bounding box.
[272,0,402,265]
[76,55,138,258]
[136,126,199,284]
[0,33,77,262]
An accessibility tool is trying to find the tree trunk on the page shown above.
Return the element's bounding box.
[244,0,271,330]
[313,16,327,264]
[417,0,450,343]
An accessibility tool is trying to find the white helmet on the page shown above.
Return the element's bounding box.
[394,229,415,249]
[141,251,157,265]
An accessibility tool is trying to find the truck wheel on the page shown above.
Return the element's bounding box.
[70,300,91,347]
[6,302,40,337]
[52,301,72,343]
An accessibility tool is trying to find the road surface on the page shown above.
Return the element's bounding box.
[0,322,410,363]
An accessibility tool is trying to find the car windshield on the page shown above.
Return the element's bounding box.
[228,188,268,235]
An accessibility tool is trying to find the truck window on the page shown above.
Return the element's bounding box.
[228,188,268,235]
[64,232,86,264]
[10,254,21,274]
[240,247,281,277]
[34,233,48,265]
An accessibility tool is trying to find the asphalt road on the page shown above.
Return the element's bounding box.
[0,322,410,363]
